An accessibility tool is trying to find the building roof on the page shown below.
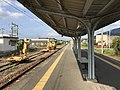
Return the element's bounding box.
[0,36,18,39]
[18,0,120,37]
[31,39,49,42]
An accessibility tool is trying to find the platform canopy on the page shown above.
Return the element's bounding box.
[18,0,120,37]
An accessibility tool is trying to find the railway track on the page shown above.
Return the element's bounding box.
[0,46,65,89]
[0,51,45,75]
[0,63,19,73]
[0,62,12,69]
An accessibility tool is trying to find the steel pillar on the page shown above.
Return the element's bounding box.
[81,19,98,80]
[77,36,81,61]
[74,38,78,55]
[72,38,77,55]
[73,39,75,51]
[87,28,95,80]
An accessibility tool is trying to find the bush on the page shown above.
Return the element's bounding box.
[112,37,120,55]
[28,47,37,52]
[81,43,88,49]
[82,43,88,47]
[103,49,115,55]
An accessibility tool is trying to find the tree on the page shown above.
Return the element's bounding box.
[17,40,24,51]
[112,37,120,55]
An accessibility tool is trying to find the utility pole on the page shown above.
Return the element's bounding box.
[108,30,111,49]
[11,22,18,37]
[0,28,5,36]
[101,29,103,54]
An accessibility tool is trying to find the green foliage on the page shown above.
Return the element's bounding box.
[112,37,120,55]
[56,40,64,45]
[28,47,37,52]
[82,43,88,47]
[94,48,101,53]
[17,40,24,50]
[81,43,88,49]
[103,49,115,55]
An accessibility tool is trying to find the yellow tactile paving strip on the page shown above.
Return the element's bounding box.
[33,45,68,90]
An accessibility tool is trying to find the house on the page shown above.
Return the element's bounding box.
[96,28,120,46]
[96,35,108,46]
[30,38,49,48]
[30,38,57,49]
[0,34,18,51]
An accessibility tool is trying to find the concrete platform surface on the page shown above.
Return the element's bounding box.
[9,44,116,90]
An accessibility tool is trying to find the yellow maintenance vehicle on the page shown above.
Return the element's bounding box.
[47,40,56,50]
[41,40,56,52]
[7,38,31,62]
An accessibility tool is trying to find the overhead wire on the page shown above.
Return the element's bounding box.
[2,0,56,38]
[2,0,46,26]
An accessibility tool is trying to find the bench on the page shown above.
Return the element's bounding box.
[79,57,88,69]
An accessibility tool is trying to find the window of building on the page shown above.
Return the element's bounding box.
[9,40,17,46]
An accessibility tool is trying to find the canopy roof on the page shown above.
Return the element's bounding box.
[18,0,120,37]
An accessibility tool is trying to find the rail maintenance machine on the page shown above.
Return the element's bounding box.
[7,38,31,62]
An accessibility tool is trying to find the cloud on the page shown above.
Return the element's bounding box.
[0,0,43,21]
[0,0,25,20]
[47,32,59,37]
[0,7,24,20]
[0,0,25,9]
[8,11,24,18]
[45,26,61,37]
[0,0,8,7]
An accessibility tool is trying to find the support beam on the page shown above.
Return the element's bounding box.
[56,0,63,10]
[73,38,78,55]
[53,26,81,33]
[36,8,84,23]
[77,36,81,61]
[35,0,58,26]
[20,0,120,29]
[46,14,57,26]
[97,0,115,15]
[56,0,67,28]
[63,17,67,28]
[34,0,44,7]
[34,0,41,6]
[82,0,94,16]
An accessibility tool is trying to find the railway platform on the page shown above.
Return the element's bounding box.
[8,44,116,90]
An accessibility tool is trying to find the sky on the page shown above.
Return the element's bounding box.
[0,0,120,40]
[0,0,70,40]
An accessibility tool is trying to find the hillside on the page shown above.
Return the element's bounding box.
[97,28,120,36]
[110,28,120,36]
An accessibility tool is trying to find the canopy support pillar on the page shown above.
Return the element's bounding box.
[77,36,81,61]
